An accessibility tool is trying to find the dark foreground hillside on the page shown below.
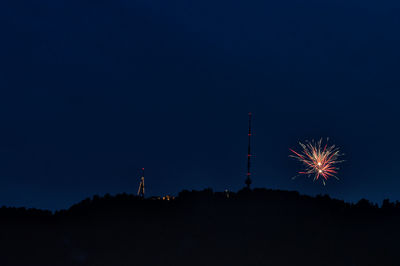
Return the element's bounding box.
[1,188,400,266]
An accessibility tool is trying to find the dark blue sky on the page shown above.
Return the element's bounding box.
[1,0,400,210]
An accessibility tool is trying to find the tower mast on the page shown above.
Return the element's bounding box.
[245,112,252,189]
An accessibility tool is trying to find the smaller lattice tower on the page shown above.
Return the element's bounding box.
[137,168,145,197]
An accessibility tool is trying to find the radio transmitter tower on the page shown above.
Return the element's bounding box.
[245,112,252,189]
[137,168,145,197]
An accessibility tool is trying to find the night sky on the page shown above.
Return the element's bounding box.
[1,0,400,210]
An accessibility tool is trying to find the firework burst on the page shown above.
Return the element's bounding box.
[290,138,343,185]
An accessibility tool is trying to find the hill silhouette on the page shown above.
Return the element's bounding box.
[1,188,400,266]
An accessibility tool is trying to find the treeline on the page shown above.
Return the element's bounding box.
[1,188,400,265]
[1,188,400,218]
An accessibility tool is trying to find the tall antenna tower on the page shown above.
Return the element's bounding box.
[137,168,145,197]
[245,112,252,189]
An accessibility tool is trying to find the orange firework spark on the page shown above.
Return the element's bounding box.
[290,138,343,185]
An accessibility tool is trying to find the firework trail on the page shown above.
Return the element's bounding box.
[289,138,343,185]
